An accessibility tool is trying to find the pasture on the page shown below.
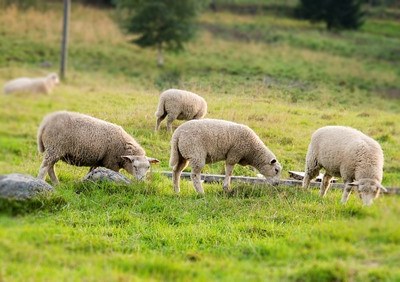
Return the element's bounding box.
[0,2,399,281]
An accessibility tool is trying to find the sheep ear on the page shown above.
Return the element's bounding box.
[147,157,160,164]
[380,185,388,192]
[270,159,277,165]
[121,155,134,162]
[348,181,359,187]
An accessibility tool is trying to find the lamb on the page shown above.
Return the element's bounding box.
[155,88,207,132]
[37,111,159,184]
[302,125,387,205]
[170,119,282,194]
[3,73,59,94]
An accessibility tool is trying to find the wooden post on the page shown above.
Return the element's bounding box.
[60,0,70,80]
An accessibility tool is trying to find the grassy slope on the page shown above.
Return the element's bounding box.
[0,3,399,281]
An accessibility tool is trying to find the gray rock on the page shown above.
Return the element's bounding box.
[0,173,54,200]
[83,167,131,184]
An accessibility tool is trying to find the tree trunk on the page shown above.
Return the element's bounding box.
[326,20,332,30]
[157,43,164,67]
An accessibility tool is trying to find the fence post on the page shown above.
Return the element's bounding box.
[60,0,70,80]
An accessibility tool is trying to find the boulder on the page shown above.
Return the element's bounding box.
[0,173,54,200]
[83,167,131,184]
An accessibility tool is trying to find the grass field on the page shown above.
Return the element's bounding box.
[0,2,400,281]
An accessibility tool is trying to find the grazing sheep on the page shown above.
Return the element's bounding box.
[3,73,60,94]
[302,126,387,205]
[170,119,282,194]
[37,111,159,184]
[155,88,207,132]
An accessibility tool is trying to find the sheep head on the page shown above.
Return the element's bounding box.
[48,73,60,85]
[258,158,282,180]
[121,155,160,180]
[349,179,387,206]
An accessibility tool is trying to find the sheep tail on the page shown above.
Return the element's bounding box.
[37,123,46,153]
[169,133,180,168]
[155,95,166,118]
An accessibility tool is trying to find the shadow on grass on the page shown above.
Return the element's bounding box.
[115,258,197,281]
[225,183,319,200]
[0,194,67,216]
[292,263,349,282]
[338,205,372,219]
[73,180,162,196]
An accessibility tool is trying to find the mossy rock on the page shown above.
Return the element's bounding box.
[82,167,131,184]
[0,173,54,200]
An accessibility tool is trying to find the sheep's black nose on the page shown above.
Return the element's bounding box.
[275,168,280,174]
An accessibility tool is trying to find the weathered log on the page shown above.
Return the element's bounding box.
[160,171,399,195]
[288,170,337,183]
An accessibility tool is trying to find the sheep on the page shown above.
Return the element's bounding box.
[155,88,207,132]
[302,125,387,205]
[170,118,282,194]
[37,111,159,184]
[3,73,59,94]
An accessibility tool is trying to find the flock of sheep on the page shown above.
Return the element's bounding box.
[3,75,387,205]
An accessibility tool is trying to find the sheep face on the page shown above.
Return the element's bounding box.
[48,73,60,85]
[258,159,282,179]
[121,156,160,180]
[349,179,386,206]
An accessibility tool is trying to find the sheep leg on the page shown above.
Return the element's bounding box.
[341,183,353,204]
[155,113,167,131]
[166,115,177,132]
[223,163,235,192]
[38,156,59,184]
[320,174,333,197]
[302,160,320,188]
[48,165,59,184]
[172,158,189,193]
[190,160,205,194]
[37,162,49,181]
[191,170,204,194]
[302,170,319,188]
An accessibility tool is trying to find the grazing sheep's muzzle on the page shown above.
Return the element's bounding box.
[360,194,375,206]
[358,189,379,206]
[270,176,281,186]
[135,173,147,181]
[275,163,282,176]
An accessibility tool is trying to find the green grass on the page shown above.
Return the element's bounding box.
[0,3,400,281]
[1,181,399,281]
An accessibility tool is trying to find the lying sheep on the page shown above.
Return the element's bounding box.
[170,119,282,194]
[37,111,159,184]
[155,88,207,132]
[302,126,387,205]
[3,73,60,94]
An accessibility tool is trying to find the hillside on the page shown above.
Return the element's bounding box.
[0,2,399,281]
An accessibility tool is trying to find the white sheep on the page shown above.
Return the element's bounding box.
[3,73,59,94]
[170,119,282,194]
[37,111,159,184]
[155,88,207,132]
[302,125,387,205]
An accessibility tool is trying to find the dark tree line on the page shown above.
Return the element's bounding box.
[79,0,115,6]
[296,0,365,30]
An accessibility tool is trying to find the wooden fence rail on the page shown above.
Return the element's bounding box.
[160,171,400,195]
